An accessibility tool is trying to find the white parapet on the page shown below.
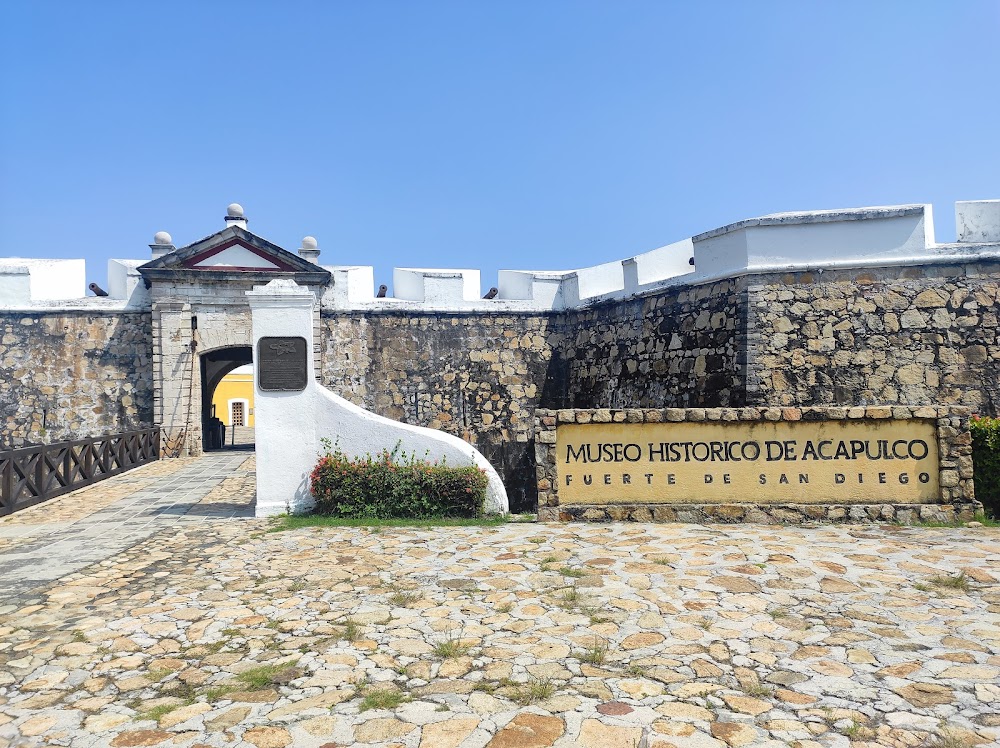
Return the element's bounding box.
[0,264,31,307]
[0,258,86,308]
[623,238,695,293]
[393,268,481,303]
[319,265,377,308]
[248,278,509,517]
[956,200,1000,243]
[497,270,575,308]
[688,204,935,282]
[108,259,151,308]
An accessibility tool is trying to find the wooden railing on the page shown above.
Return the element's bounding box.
[0,427,160,516]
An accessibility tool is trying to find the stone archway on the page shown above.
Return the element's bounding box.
[201,346,253,450]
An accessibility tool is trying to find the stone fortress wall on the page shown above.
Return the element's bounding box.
[2,199,999,511]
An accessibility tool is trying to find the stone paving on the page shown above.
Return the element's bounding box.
[0,453,255,610]
[0,459,999,747]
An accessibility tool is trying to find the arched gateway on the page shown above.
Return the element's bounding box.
[138,205,330,456]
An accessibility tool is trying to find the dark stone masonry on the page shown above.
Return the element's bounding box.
[2,258,999,513]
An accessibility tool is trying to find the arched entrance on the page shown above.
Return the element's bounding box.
[201,346,254,450]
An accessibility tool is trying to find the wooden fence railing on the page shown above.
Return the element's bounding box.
[0,427,160,516]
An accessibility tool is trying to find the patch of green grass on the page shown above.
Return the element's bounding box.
[913,582,931,592]
[556,586,583,610]
[929,572,972,591]
[900,511,999,529]
[559,567,585,578]
[743,682,773,698]
[527,536,546,544]
[145,668,173,683]
[71,630,87,643]
[767,607,788,619]
[358,687,410,712]
[932,725,976,748]
[578,639,608,666]
[496,602,513,614]
[841,720,863,739]
[136,703,184,723]
[268,514,509,533]
[340,619,363,642]
[432,633,471,659]
[235,662,296,690]
[203,685,238,703]
[541,555,558,564]
[157,681,198,704]
[624,663,647,677]
[388,588,422,607]
[287,581,307,593]
[511,678,555,705]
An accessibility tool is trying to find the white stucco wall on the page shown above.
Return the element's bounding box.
[956,200,1000,243]
[248,279,509,518]
[0,258,85,305]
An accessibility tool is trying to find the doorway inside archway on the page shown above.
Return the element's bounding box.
[201,346,255,451]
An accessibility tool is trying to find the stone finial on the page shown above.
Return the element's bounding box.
[298,236,321,263]
[150,231,176,259]
[225,203,248,229]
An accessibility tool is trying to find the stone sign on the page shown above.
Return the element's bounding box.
[556,419,940,505]
[257,336,308,392]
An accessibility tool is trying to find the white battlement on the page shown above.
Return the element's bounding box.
[4,200,1000,312]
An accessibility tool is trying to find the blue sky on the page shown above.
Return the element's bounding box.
[2,2,999,291]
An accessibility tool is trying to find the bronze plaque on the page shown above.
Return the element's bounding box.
[258,337,308,392]
[557,420,939,505]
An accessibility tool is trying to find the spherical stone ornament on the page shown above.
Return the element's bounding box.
[227,203,245,218]
[301,236,318,249]
[153,231,173,245]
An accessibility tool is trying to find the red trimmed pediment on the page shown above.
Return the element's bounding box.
[182,238,298,272]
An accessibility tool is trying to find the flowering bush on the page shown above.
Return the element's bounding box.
[971,415,1000,516]
[309,440,488,519]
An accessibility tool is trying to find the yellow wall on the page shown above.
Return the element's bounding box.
[212,373,255,427]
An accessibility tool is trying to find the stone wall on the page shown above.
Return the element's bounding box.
[560,278,747,409]
[0,312,154,449]
[320,312,563,512]
[746,263,1000,414]
[534,405,978,524]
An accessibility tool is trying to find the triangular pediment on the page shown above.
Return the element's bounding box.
[138,226,330,284]
[188,242,287,270]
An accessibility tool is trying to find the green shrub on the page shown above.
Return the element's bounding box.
[971,416,1000,517]
[309,441,488,519]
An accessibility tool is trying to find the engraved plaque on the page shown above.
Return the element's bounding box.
[258,336,308,392]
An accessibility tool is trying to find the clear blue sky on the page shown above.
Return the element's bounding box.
[2,2,999,291]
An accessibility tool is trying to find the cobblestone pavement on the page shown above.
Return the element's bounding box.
[0,453,255,610]
[0,483,998,748]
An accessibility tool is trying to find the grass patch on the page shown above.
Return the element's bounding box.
[743,682,773,698]
[268,514,508,533]
[235,662,296,690]
[559,567,586,578]
[145,668,173,683]
[901,512,999,529]
[432,633,471,659]
[556,586,583,610]
[71,630,87,643]
[496,602,513,614]
[578,639,608,666]
[136,703,185,723]
[511,678,555,705]
[388,588,422,607]
[203,685,238,703]
[359,687,410,712]
[929,572,972,591]
[340,619,363,642]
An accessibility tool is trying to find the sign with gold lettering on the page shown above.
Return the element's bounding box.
[556,420,939,505]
